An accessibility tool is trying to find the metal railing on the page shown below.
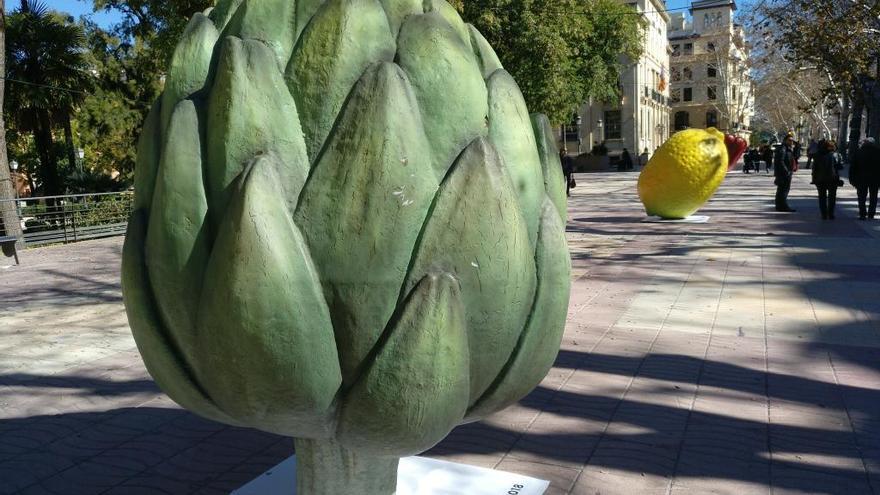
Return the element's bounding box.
[0,191,132,247]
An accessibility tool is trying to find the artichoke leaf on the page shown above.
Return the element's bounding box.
[467,24,503,80]
[531,113,567,223]
[195,155,341,438]
[487,69,545,251]
[206,37,309,226]
[160,13,219,135]
[295,62,438,385]
[422,0,471,49]
[378,0,421,37]
[123,210,238,426]
[338,272,469,456]
[145,100,210,360]
[406,138,536,403]
[294,0,328,43]
[286,0,396,164]
[466,197,571,421]
[396,12,488,180]
[209,0,244,31]
[132,100,162,212]
[222,0,298,68]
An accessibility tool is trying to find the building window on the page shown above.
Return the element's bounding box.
[604,110,622,140]
[732,86,737,99]
[670,88,681,103]
[707,86,717,100]
[682,67,693,80]
[672,44,681,57]
[683,43,693,55]
[706,110,718,127]
[704,12,722,29]
[683,87,693,101]
[707,64,717,78]
[671,67,682,82]
[707,42,716,52]
[674,111,690,130]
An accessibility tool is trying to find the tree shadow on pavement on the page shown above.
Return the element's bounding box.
[431,348,879,494]
[0,400,291,495]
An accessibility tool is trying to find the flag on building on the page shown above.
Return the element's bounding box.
[658,67,667,92]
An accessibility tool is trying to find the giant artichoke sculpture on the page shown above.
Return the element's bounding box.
[122,0,571,492]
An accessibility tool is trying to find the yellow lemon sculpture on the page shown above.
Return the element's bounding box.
[638,127,731,219]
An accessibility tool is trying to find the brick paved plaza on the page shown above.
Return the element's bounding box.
[2,170,880,494]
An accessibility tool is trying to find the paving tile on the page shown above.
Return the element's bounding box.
[495,458,581,495]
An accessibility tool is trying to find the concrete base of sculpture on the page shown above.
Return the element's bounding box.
[233,455,549,495]
[642,215,710,224]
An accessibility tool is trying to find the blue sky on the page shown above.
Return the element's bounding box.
[16,0,122,27]
[22,0,697,28]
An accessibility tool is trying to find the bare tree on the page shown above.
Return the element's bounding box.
[704,29,755,134]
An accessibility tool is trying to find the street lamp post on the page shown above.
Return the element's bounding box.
[77,149,85,172]
[9,161,19,201]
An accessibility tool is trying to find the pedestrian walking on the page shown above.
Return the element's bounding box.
[806,139,819,169]
[761,142,773,173]
[811,140,843,220]
[749,148,762,173]
[850,137,880,220]
[774,135,797,212]
[619,148,634,171]
[560,149,575,197]
[639,148,650,168]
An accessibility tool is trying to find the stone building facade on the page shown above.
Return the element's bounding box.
[565,0,672,160]
[667,0,754,137]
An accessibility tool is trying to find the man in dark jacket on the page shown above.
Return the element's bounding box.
[811,140,842,220]
[774,135,797,212]
[560,149,575,197]
[619,148,634,171]
[761,142,773,173]
[851,137,880,219]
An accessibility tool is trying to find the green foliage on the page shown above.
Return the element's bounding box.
[76,22,161,181]
[5,1,92,119]
[5,0,92,196]
[456,0,645,125]
[92,0,213,64]
[756,0,879,98]
[73,1,212,183]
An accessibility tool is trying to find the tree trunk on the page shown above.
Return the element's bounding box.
[63,110,78,172]
[848,79,865,161]
[0,5,23,247]
[867,77,880,141]
[839,92,850,155]
[294,438,399,495]
[34,110,61,198]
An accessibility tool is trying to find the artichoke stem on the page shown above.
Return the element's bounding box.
[294,437,399,494]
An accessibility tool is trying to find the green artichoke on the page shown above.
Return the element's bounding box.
[122,0,571,492]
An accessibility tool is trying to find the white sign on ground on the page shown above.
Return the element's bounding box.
[232,455,549,495]
[641,215,711,223]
